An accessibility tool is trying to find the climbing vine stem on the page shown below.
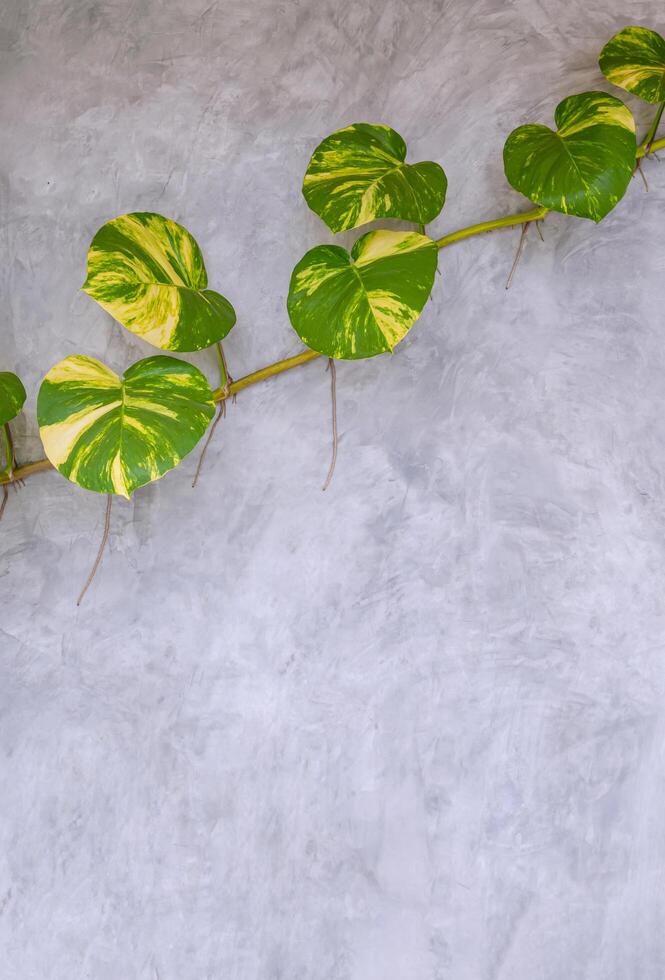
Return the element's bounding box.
[434,205,548,250]
[3,131,665,492]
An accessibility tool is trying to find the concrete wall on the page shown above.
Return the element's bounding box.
[2,1,665,977]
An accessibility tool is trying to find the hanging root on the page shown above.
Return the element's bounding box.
[635,158,649,192]
[0,484,7,522]
[192,400,226,488]
[322,357,338,491]
[505,221,530,290]
[192,341,235,488]
[77,495,112,606]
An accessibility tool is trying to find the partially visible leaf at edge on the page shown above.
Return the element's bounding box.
[0,371,27,425]
[600,26,665,104]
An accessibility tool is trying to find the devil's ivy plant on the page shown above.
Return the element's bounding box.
[0,25,663,525]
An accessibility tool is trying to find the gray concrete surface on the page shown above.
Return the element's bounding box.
[2,1,665,977]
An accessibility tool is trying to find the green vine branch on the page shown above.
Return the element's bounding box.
[3,125,665,493]
[434,205,549,250]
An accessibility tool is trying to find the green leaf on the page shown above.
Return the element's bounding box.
[82,212,236,353]
[503,91,636,222]
[302,123,447,233]
[287,229,438,360]
[0,372,27,425]
[37,354,215,498]
[600,26,665,104]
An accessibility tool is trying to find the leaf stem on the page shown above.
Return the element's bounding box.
[216,341,230,391]
[641,101,665,155]
[1,424,14,479]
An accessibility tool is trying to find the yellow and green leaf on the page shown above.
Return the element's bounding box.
[0,371,27,425]
[303,123,447,233]
[600,26,665,104]
[503,91,636,222]
[82,212,236,352]
[287,229,438,360]
[37,354,215,498]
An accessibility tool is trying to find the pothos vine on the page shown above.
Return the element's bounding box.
[2,25,665,602]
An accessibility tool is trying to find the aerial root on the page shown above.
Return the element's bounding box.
[77,494,112,606]
[635,158,649,192]
[322,357,338,491]
[505,221,530,290]
[192,400,226,488]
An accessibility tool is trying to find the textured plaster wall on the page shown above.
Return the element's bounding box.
[2,1,665,978]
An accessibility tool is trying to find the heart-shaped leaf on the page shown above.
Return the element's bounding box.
[600,26,665,104]
[37,354,215,498]
[303,123,447,233]
[82,212,236,352]
[0,372,27,425]
[503,92,636,222]
[287,230,438,360]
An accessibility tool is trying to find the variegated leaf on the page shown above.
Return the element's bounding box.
[37,355,215,498]
[503,91,636,222]
[600,26,665,104]
[287,230,438,360]
[0,371,27,425]
[303,123,447,233]
[82,212,236,352]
